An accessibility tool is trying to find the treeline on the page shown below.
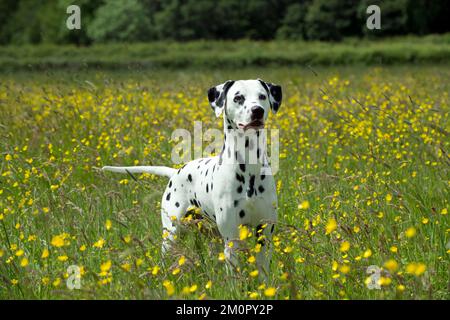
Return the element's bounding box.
[0,0,449,45]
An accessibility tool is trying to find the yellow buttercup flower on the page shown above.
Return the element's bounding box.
[340,241,350,252]
[264,287,276,297]
[405,227,416,238]
[325,218,337,235]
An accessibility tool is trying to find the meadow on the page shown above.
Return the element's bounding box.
[0,65,449,299]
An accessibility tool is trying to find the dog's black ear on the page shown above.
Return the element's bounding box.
[207,80,235,117]
[258,79,282,114]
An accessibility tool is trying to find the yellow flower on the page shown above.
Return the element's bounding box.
[172,268,181,275]
[79,245,86,251]
[386,194,393,202]
[406,262,426,276]
[384,259,399,272]
[397,284,406,292]
[239,225,250,240]
[5,154,12,161]
[250,270,259,277]
[100,260,112,273]
[249,292,259,299]
[205,280,212,289]
[325,218,337,235]
[121,263,131,272]
[57,255,68,262]
[20,257,29,267]
[405,227,416,238]
[11,279,19,285]
[123,235,132,243]
[248,255,256,263]
[264,287,276,297]
[340,241,350,252]
[93,238,105,248]
[363,249,372,258]
[298,200,310,210]
[163,280,175,296]
[105,219,112,230]
[51,234,66,247]
[390,246,398,253]
[15,249,24,257]
[339,264,350,274]
[189,284,198,293]
[378,276,392,286]
[151,265,160,275]
[178,255,186,266]
[440,208,447,215]
[41,248,49,259]
[53,278,61,287]
[218,252,225,261]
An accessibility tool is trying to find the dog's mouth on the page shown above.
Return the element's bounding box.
[238,120,265,131]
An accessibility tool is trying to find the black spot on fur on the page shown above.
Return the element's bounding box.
[169,180,172,188]
[257,148,260,159]
[239,210,245,218]
[236,173,245,183]
[271,224,275,233]
[261,174,266,180]
[240,164,245,172]
[166,193,171,201]
[205,159,211,165]
[206,184,209,193]
[175,202,180,208]
[245,137,249,148]
[188,174,192,182]
[247,175,255,197]
[234,200,239,207]
[211,183,213,191]
[258,185,265,193]
[237,185,243,193]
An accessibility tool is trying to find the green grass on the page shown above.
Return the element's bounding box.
[1,34,450,71]
[0,65,449,299]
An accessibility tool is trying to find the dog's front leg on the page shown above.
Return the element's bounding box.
[255,222,275,281]
[217,214,241,274]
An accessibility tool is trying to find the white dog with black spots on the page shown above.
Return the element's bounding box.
[103,79,282,278]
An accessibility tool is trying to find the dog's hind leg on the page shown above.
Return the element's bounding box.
[160,186,188,255]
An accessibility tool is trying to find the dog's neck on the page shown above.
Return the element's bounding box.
[219,116,267,177]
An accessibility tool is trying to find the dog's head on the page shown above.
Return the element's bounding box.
[207,79,282,131]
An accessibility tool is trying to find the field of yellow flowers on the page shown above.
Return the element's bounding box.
[0,66,448,299]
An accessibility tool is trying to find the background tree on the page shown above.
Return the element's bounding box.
[87,0,154,42]
[305,0,360,41]
[276,1,312,40]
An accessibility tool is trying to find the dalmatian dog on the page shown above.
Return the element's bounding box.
[102,79,282,278]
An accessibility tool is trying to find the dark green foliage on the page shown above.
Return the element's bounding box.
[1,35,450,71]
[0,0,449,44]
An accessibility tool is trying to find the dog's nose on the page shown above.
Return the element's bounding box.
[251,106,264,120]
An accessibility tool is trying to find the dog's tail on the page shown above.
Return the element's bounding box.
[102,166,176,178]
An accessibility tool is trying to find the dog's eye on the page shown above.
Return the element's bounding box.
[259,94,266,100]
[233,95,243,103]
